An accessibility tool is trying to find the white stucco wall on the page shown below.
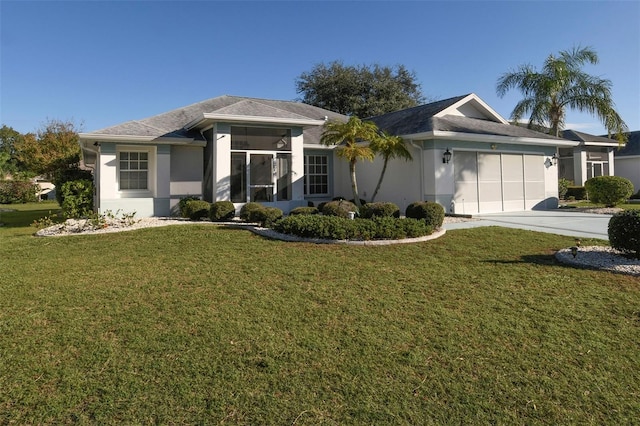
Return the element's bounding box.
[615,157,640,193]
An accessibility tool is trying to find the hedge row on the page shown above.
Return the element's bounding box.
[273,215,433,241]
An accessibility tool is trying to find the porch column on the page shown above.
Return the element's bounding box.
[607,148,615,176]
[573,146,587,185]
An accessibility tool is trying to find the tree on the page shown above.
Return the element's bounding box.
[496,46,628,141]
[296,61,425,118]
[320,116,380,209]
[369,132,412,202]
[14,119,82,177]
[0,125,25,176]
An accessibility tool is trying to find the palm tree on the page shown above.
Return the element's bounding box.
[496,46,628,140]
[369,132,412,202]
[320,116,379,209]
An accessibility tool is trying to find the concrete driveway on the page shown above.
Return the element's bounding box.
[445,210,611,240]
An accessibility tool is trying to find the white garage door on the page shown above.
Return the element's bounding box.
[453,152,545,214]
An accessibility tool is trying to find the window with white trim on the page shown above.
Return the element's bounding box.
[119,151,149,190]
[304,155,329,195]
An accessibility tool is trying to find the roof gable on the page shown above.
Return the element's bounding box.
[434,93,509,124]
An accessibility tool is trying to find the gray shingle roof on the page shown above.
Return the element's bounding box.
[368,94,559,140]
[88,95,347,143]
[561,129,617,144]
[613,131,640,156]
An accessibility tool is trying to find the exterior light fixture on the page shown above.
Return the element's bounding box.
[551,153,559,166]
[570,246,578,258]
[443,148,452,164]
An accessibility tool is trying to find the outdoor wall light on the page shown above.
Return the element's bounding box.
[443,148,452,164]
[551,153,559,166]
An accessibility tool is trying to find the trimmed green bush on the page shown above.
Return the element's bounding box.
[565,186,586,201]
[178,196,201,218]
[209,201,236,221]
[322,200,358,218]
[249,206,283,227]
[608,210,640,259]
[239,202,264,221]
[289,206,320,216]
[585,176,634,207]
[405,201,445,228]
[60,179,94,218]
[360,202,400,219]
[273,215,433,241]
[558,178,572,200]
[184,200,211,220]
[52,167,93,206]
[0,180,38,204]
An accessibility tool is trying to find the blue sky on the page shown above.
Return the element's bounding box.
[1,0,638,136]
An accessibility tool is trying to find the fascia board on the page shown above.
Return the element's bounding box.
[436,93,509,124]
[79,133,206,147]
[303,143,337,150]
[431,131,579,147]
[578,141,621,147]
[185,114,326,130]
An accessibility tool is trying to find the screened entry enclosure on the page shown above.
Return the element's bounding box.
[230,127,292,203]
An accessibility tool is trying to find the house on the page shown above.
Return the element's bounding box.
[612,131,640,193]
[79,94,577,217]
[557,130,619,186]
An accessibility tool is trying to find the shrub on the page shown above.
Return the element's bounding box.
[178,196,201,218]
[209,201,236,221]
[183,200,211,220]
[350,198,367,206]
[322,200,358,218]
[317,201,328,212]
[566,186,587,200]
[0,180,38,204]
[273,215,433,241]
[630,190,640,200]
[60,179,94,218]
[360,202,400,219]
[52,167,93,206]
[249,206,283,227]
[289,206,320,216]
[405,201,445,228]
[608,210,640,259]
[558,178,572,200]
[239,202,264,221]
[585,176,634,207]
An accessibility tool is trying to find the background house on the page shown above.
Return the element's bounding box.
[557,130,618,186]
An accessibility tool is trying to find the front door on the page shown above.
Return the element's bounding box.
[230,152,291,203]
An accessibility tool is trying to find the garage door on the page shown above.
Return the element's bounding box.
[453,152,545,214]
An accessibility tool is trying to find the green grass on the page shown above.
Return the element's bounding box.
[562,200,640,210]
[1,204,639,424]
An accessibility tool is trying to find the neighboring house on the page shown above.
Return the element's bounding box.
[79,93,577,217]
[557,130,619,186]
[34,177,56,200]
[612,131,640,193]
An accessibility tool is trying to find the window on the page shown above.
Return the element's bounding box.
[119,151,148,190]
[304,155,329,195]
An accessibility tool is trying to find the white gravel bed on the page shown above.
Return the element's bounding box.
[555,246,640,277]
[34,217,205,237]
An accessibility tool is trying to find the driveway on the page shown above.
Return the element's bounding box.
[445,210,611,240]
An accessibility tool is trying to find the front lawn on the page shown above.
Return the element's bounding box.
[1,204,638,424]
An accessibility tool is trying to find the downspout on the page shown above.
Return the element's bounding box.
[200,129,209,201]
[409,139,424,204]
